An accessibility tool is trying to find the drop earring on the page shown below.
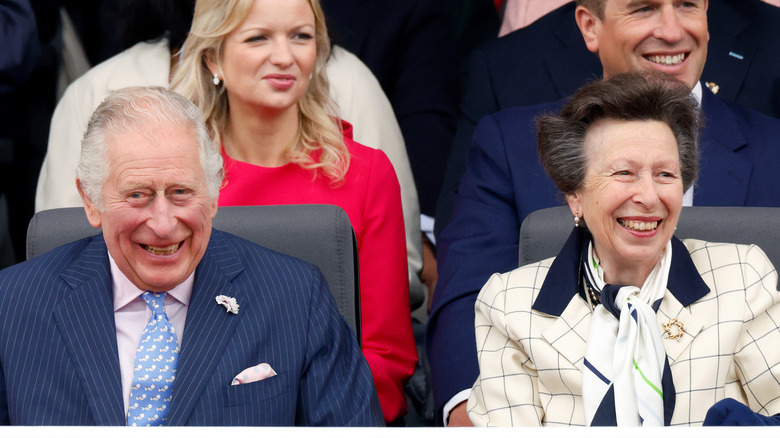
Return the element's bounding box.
[212,73,221,86]
[574,211,580,228]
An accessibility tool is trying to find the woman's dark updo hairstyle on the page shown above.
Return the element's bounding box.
[536,70,702,195]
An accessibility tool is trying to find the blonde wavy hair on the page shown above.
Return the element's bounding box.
[171,0,349,183]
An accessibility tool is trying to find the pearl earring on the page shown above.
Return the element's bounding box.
[574,211,580,228]
[212,73,221,86]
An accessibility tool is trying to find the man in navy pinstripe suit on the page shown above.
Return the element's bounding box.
[0,87,383,426]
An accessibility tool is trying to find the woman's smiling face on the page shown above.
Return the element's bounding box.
[567,118,683,282]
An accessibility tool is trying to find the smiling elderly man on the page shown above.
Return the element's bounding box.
[0,86,383,426]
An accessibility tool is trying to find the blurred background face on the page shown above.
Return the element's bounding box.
[214,0,317,116]
[81,123,218,292]
[582,0,709,89]
[567,118,683,277]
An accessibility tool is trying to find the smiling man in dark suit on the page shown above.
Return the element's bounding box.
[0,86,383,426]
[429,0,780,426]
[436,0,780,235]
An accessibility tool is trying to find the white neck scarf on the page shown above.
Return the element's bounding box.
[582,240,672,426]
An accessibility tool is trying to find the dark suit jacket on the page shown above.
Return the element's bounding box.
[0,0,40,93]
[426,88,780,419]
[322,0,460,215]
[435,0,780,235]
[704,0,780,120]
[0,230,383,426]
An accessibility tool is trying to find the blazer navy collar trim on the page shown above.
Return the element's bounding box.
[531,228,710,316]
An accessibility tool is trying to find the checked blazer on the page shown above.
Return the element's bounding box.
[0,230,383,426]
[429,88,780,420]
[467,229,780,427]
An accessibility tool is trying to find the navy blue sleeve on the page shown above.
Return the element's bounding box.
[299,267,384,426]
[427,114,523,419]
[427,105,565,419]
[389,0,459,215]
[0,354,7,425]
[435,46,501,235]
[0,0,40,93]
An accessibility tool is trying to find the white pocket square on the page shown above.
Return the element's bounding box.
[231,363,277,385]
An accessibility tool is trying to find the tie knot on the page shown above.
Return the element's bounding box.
[142,291,167,316]
[600,284,640,319]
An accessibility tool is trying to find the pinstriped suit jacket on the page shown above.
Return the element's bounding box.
[467,229,780,426]
[0,230,383,426]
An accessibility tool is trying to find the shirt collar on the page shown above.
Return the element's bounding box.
[682,83,699,207]
[692,81,703,105]
[531,228,710,316]
[110,253,194,311]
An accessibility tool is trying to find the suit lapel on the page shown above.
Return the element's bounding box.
[545,5,602,98]
[542,295,592,371]
[167,233,246,425]
[701,0,753,103]
[535,233,711,370]
[535,228,591,370]
[656,238,709,363]
[53,235,125,425]
[542,274,709,371]
[656,293,702,363]
[695,91,751,206]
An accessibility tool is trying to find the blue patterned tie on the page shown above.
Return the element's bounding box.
[127,291,179,426]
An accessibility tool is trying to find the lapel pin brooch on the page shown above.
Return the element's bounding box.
[662,318,684,341]
[215,295,239,314]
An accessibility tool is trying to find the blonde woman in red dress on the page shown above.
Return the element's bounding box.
[172,0,417,424]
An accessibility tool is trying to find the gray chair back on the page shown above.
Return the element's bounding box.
[27,204,361,339]
[519,206,780,273]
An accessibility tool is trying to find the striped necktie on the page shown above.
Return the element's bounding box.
[127,291,179,426]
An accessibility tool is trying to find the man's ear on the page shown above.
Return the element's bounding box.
[575,5,601,54]
[210,197,219,220]
[76,178,102,229]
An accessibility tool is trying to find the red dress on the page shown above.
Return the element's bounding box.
[218,124,417,423]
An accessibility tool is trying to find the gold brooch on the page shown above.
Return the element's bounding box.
[663,318,684,341]
[705,82,720,95]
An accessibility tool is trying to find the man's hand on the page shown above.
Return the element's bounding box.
[447,401,474,427]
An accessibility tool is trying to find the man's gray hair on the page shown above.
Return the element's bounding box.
[77,86,224,209]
